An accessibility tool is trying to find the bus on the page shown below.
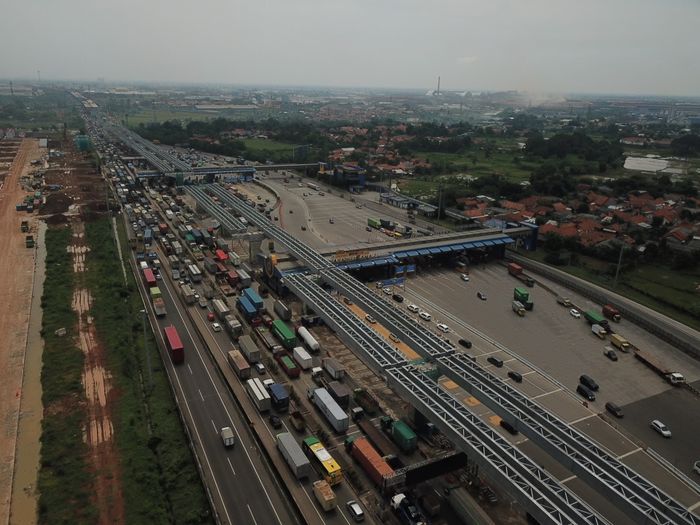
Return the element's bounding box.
[307,182,320,191]
[143,268,157,288]
[302,436,342,486]
[163,325,184,364]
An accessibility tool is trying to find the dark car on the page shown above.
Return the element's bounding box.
[458,339,472,349]
[487,356,504,368]
[577,384,596,401]
[269,414,282,429]
[301,225,307,231]
[579,374,599,391]
[392,294,404,303]
[605,402,624,418]
[604,349,618,361]
[508,371,523,383]
[477,291,487,300]
[499,419,519,435]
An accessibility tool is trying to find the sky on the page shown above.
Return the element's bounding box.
[2,0,699,96]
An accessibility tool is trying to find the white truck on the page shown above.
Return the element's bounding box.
[293,346,313,370]
[220,427,235,447]
[246,378,271,412]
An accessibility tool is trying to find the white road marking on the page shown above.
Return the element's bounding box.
[187,363,193,375]
[247,504,259,525]
[532,388,562,399]
[569,414,596,425]
[199,389,205,402]
[227,457,237,476]
[618,448,642,459]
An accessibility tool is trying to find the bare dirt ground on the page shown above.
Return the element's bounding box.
[69,216,124,524]
[0,139,40,524]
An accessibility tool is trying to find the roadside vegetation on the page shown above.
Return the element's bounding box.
[38,225,96,524]
[85,218,212,524]
[0,90,82,130]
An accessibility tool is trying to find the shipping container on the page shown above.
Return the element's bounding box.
[347,436,394,487]
[277,432,312,479]
[216,238,230,251]
[603,304,622,322]
[226,270,239,286]
[215,249,229,262]
[239,335,261,363]
[322,358,345,380]
[143,268,157,288]
[228,251,241,267]
[297,326,320,352]
[203,257,218,274]
[309,387,349,433]
[385,419,417,453]
[243,287,264,311]
[313,480,336,512]
[584,310,609,329]
[181,284,196,304]
[163,326,184,364]
[327,381,351,409]
[246,378,271,412]
[292,346,313,370]
[237,296,257,320]
[269,383,290,411]
[255,326,282,353]
[273,300,291,321]
[149,286,162,300]
[237,268,251,287]
[272,319,297,349]
[188,264,203,283]
[278,355,300,378]
[228,350,251,379]
[224,315,242,338]
[212,298,231,320]
[367,218,381,229]
[357,417,399,458]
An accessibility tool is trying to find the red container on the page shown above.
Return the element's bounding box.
[350,437,393,486]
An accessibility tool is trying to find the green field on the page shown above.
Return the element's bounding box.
[126,109,218,126]
[521,250,700,331]
[243,138,296,152]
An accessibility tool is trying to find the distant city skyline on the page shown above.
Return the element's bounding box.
[2,0,699,97]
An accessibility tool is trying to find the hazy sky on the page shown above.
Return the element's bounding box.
[3,0,699,96]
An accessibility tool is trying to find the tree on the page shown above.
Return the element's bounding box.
[671,134,700,156]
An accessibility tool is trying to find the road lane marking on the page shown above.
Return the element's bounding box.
[187,364,193,375]
[211,419,217,432]
[227,457,237,476]
[569,414,596,425]
[247,504,259,525]
[618,448,642,459]
[199,389,205,402]
[532,388,561,399]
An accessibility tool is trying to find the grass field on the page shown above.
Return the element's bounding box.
[243,138,296,152]
[86,218,212,524]
[522,250,700,331]
[38,226,96,524]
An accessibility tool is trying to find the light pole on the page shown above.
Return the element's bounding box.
[140,309,153,393]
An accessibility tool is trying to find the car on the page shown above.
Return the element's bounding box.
[388,333,400,343]
[301,225,307,231]
[257,196,262,200]
[487,356,504,368]
[155,273,162,280]
[366,226,372,232]
[289,209,293,214]
[254,362,266,374]
[419,311,432,321]
[605,402,624,418]
[269,414,282,429]
[576,384,596,401]
[207,311,215,321]
[382,287,392,295]
[477,291,487,300]
[651,419,672,438]
[392,294,404,303]
[437,323,450,333]
[346,500,365,522]
[460,274,470,282]
[199,298,208,308]
[508,371,523,383]
[499,419,518,435]
[458,338,472,349]
[329,217,335,224]
[365,314,377,324]
[604,349,618,361]
[212,322,222,332]
[407,304,420,313]
[693,460,700,476]
[579,374,599,391]
[274,216,278,221]
[570,309,581,319]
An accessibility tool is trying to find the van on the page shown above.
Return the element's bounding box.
[499,419,518,435]
[605,402,624,418]
[419,311,432,322]
[487,356,504,368]
[576,384,596,401]
[579,374,599,391]
[508,371,523,383]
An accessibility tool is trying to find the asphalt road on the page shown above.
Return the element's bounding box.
[136,245,301,525]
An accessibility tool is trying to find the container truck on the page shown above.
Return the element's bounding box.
[191,228,203,244]
[212,298,231,320]
[215,248,228,262]
[591,324,607,339]
[313,480,336,512]
[149,287,162,300]
[289,409,306,432]
[278,355,300,378]
[379,218,394,229]
[224,315,242,338]
[225,270,239,286]
[273,300,291,321]
[153,297,167,317]
[143,268,157,288]
[357,416,400,458]
[610,333,631,351]
[507,262,535,287]
[172,240,183,255]
[323,357,345,380]
[237,268,251,287]
[292,346,313,370]
[239,335,261,363]
[634,349,686,385]
[216,238,230,251]
[246,378,271,412]
[188,264,203,283]
[237,296,257,320]
[584,310,609,330]
[269,383,290,411]
[603,304,622,322]
[367,217,381,229]
[228,350,251,379]
[228,251,241,267]
[297,326,320,352]
[512,301,525,316]
[382,417,417,453]
[276,432,312,479]
[203,257,218,274]
[255,326,283,354]
[308,387,349,433]
[181,284,196,304]
[143,228,153,247]
[272,319,297,349]
[345,436,394,487]
[513,287,533,310]
[243,287,264,311]
[327,381,351,409]
[163,326,184,364]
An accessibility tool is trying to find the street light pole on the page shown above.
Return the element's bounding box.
[613,240,624,288]
[140,309,153,393]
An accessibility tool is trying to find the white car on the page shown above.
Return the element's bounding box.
[570,309,581,319]
[365,314,377,324]
[212,322,222,332]
[382,287,392,295]
[437,323,450,333]
[651,419,672,438]
[419,311,432,322]
[460,274,470,282]
[407,304,419,313]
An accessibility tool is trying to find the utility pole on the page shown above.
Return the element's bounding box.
[140,309,153,393]
[613,240,624,288]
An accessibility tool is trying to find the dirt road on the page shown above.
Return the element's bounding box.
[0,139,40,524]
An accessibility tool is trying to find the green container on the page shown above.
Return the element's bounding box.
[514,287,529,303]
[391,420,417,453]
[584,310,605,325]
[272,319,297,349]
[367,218,381,229]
